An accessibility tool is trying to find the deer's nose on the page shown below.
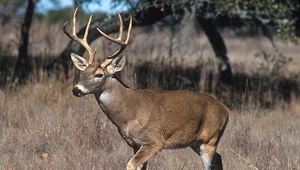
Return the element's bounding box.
[72,86,83,97]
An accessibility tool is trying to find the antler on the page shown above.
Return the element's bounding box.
[63,7,96,65]
[97,13,132,68]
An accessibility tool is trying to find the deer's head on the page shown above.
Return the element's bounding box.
[63,8,132,97]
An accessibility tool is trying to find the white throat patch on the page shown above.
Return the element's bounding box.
[99,92,110,104]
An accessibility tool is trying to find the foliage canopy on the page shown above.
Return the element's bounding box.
[110,0,300,43]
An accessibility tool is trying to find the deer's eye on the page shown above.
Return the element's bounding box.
[95,73,103,78]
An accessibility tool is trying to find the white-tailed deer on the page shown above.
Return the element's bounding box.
[64,8,229,170]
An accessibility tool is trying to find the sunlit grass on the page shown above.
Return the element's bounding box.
[0,81,299,169]
[0,18,300,169]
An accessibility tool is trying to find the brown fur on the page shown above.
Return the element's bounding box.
[67,10,229,169]
[72,61,229,170]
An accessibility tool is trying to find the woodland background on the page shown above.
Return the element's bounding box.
[0,0,300,169]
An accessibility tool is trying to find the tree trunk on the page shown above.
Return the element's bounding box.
[196,16,233,85]
[46,5,233,88]
[12,0,36,84]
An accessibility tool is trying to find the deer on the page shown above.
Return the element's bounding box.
[63,8,229,170]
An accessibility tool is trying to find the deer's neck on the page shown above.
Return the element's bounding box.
[94,75,135,127]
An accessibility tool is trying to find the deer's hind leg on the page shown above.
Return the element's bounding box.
[190,135,223,170]
[212,151,223,170]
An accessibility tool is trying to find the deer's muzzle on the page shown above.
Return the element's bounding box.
[72,86,84,97]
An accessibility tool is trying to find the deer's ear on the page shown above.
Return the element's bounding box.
[107,55,126,74]
[71,53,88,71]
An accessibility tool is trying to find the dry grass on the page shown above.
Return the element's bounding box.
[0,81,300,170]
[1,17,300,170]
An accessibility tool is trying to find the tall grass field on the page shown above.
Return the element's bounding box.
[0,17,300,169]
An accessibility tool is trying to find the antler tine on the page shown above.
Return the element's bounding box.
[117,13,124,41]
[63,7,96,65]
[72,7,78,35]
[125,16,132,44]
[98,14,133,68]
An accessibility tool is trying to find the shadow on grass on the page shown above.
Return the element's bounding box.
[134,62,300,108]
[1,56,299,108]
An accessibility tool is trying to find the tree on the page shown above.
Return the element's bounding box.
[0,0,24,25]
[47,0,234,86]
[214,0,300,43]
[46,0,300,86]
[196,16,232,85]
[12,0,37,85]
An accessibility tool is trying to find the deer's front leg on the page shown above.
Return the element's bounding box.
[118,129,148,170]
[127,144,162,170]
